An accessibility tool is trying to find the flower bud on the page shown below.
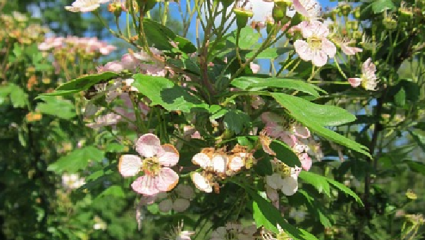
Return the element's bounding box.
[340,3,351,17]
[233,8,254,29]
[272,5,285,22]
[382,17,397,30]
[353,7,361,19]
[108,2,123,18]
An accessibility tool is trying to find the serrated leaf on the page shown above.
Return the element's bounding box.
[371,0,395,13]
[298,190,332,227]
[36,97,76,119]
[132,74,208,112]
[232,77,325,97]
[272,93,370,157]
[326,178,364,206]
[299,171,331,197]
[47,146,104,173]
[246,188,319,240]
[9,84,28,108]
[223,109,250,134]
[38,72,119,97]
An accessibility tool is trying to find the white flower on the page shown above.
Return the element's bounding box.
[65,0,110,12]
[62,173,85,190]
[165,221,194,240]
[293,0,321,19]
[348,58,379,91]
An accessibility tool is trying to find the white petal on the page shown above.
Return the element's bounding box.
[212,154,227,174]
[311,50,328,67]
[191,172,212,193]
[192,153,211,169]
[281,175,299,196]
[135,133,162,158]
[118,155,142,177]
[265,173,284,190]
[294,40,314,61]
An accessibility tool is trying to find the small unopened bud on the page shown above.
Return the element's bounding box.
[382,17,397,30]
[340,3,351,17]
[108,2,123,18]
[272,5,286,22]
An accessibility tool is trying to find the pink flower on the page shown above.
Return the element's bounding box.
[98,61,124,73]
[294,20,336,67]
[293,0,321,19]
[65,0,110,12]
[119,134,180,196]
[348,58,379,91]
[250,62,260,73]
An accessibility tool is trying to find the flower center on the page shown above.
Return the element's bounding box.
[141,157,161,175]
[307,36,322,50]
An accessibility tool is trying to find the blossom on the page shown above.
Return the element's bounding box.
[348,58,379,91]
[265,160,301,196]
[293,0,321,19]
[61,173,85,190]
[164,221,194,240]
[333,37,363,56]
[119,134,180,196]
[65,0,110,12]
[293,20,336,67]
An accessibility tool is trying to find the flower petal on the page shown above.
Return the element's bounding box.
[119,154,142,177]
[265,173,284,190]
[322,38,336,58]
[158,144,179,167]
[173,198,190,212]
[311,50,328,67]
[299,152,312,171]
[348,78,362,87]
[192,153,211,169]
[281,175,299,196]
[228,156,244,172]
[294,40,314,61]
[135,133,162,158]
[293,125,310,139]
[212,154,227,174]
[158,198,173,212]
[191,172,212,193]
[131,175,160,196]
[155,167,179,192]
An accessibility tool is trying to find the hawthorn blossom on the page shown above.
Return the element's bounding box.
[61,173,85,190]
[265,161,301,196]
[348,58,379,91]
[210,223,257,240]
[332,37,363,56]
[293,0,321,19]
[119,134,180,196]
[164,221,194,240]
[294,20,336,67]
[65,0,110,12]
[158,184,195,213]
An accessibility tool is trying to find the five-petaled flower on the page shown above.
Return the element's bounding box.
[65,0,110,12]
[348,58,379,91]
[294,20,336,67]
[119,133,180,196]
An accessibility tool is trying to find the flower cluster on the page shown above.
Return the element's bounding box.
[191,145,253,193]
[348,58,379,91]
[38,36,116,56]
[0,12,49,44]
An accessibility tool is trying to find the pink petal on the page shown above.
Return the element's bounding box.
[348,78,362,87]
[293,125,310,139]
[155,167,179,192]
[293,0,310,18]
[135,133,163,158]
[311,50,328,67]
[158,144,179,167]
[131,175,161,196]
[312,21,329,38]
[299,153,312,171]
[119,154,142,177]
[322,39,336,58]
[294,40,314,61]
[341,45,362,56]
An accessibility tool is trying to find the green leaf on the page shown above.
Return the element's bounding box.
[223,109,250,134]
[143,19,196,53]
[405,160,425,176]
[228,27,261,49]
[409,130,425,152]
[38,72,119,97]
[326,178,364,206]
[271,140,301,167]
[47,146,105,173]
[132,74,208,112]
[36,97,76,119]
[9,84,28,108]
[272,93,370,157]
[246,47,291,59]
[13,43,22,57]
[298,190,332,227]
[371,0,395,13]
[96,185,125,199]
[246,188,319,240]
[299,171,331,197]
[232,77,326,97]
